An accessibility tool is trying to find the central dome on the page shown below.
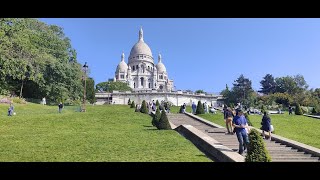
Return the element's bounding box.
[128,27,154,64]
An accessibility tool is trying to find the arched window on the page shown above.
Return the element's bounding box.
[155,83,156,87]
[148,83,151,88]
[136,65,138,69]
[141,65,144,73]
[140,77,144,86]
[133,66,135,71]
[134,82,136,88]
[159,85,163,90]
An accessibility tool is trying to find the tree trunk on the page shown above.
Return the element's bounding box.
[20,80,24,98]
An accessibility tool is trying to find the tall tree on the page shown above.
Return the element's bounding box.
[259,74,276,95]
[85,77,96,104]
[232,74,254,106]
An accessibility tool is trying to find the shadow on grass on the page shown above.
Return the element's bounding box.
[143,125,153,127]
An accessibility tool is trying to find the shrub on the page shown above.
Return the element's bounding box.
[11,97,27,104]
[245,129,271,162]
[244,113,253,126]
[157,110,171,130]
[301,106,309,114]
[128,98,131,105]
[140,100,149,114]
[156,100,160,106]
[312,107,317,114]
[179,105,184,113]
[196,101,205,115]
[295,103,303,115]
[152,108,161,127]
[261,105,266,114]
[135,104,140,112]
[130,101,135,108]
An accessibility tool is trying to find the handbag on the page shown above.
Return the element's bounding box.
[270,125,274,132]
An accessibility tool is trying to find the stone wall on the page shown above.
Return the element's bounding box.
[95,91,224,106]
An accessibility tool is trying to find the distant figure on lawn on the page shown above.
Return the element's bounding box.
[261,111,272,140]
[58,102,63,113]
[8,103,14,116]
[42,97,46,105]
[288,106,293,115]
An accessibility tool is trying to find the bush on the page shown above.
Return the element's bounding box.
[156,100,160,106]
[140,100,149,114]
[152,108,161,127]
[130,101,135,108]
[312,107,317,114]
[244,113,253,126]
[128,98,131,105]
[301,106,309,114]
[135,104,140,112]
[295,103,303,115]
[179,105,184,113]
[157,110,171,130]
[261,105,266,114]
[11,97,27,104]
[196,101,205,115]
[245,129,271,162]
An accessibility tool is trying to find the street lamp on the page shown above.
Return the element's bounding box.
[81,62,88,112]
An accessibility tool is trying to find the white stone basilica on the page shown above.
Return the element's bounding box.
[114,27,174,92]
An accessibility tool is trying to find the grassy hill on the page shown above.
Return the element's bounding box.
[0,103,210,162]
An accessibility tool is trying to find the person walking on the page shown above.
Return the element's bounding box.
[58,102,63,113]
[261,111,272,140]
[225,107,234,134]
[192,102,197,114]
[8,103,14,116]
[42,97,46,105]
[288,106,292,115]
[232,110,249,155]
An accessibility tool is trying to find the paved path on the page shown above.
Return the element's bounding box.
[167,113,320,162]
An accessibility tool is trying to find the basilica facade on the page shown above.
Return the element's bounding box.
[114,28,174,92]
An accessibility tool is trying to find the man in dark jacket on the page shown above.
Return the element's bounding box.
[58,102,63,113]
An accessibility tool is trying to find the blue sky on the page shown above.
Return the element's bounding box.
[40,18,320,94]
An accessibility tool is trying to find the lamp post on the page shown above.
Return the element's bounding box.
[81,62,88,112]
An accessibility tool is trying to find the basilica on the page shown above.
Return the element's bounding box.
[114,28,174,92]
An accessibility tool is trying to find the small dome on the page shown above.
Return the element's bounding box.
[156,53,166,73]
[116,53,128,72]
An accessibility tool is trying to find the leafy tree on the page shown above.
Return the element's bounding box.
[312,107,317,114]
[0,18,83,104]
[295,103,303,115]
[245,129,271,162]
[195,90,205,94]
[130,101,135,108]
[85,77,96,104]
[259,74,276,95]
[270,92,292,107]
[157,110,171,130]
[95,81,131,92]
[232,74,254,107]
[196,100,205,114]
[152,108,161,127]
[140,100,148,114]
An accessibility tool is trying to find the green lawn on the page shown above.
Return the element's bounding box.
[0,103,210,162]
[197,112,320,149]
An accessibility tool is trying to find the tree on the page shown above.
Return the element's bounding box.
[0,18,83,103]
[195,90,205,94]
[152,108,161,127]
[156,100,160,106]
[245,129,271,162]
[140,100,148,114]
[196,100,205,114]
[95,81,131,92]
[130,101,135,108]
[85,77,96,104]
[295,103,303,115]
[270,92,293,107]
[232,74,254,106]
[259,74,276,95]
[157,110,171,130]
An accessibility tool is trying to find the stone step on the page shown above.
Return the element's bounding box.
[272,159,320,162]
[270,154,312,158]
[271,156,319,160]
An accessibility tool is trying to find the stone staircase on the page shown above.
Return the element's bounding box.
[167,113,320,162]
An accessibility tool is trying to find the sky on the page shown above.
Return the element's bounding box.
[40,18,320,94]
